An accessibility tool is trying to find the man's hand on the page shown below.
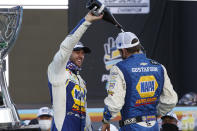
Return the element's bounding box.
[101,123,110,131]
[85,11,103,23]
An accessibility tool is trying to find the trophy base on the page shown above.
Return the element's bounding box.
[0,108,20,129]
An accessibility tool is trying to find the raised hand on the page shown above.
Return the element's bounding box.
[85,11,103,23]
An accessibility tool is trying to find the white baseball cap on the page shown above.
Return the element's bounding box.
[73,41,91,53]
[161,111,178,122]
[37,107,53,117]
[116,32,140,49]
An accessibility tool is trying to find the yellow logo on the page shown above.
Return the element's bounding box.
[71,85,86,113]
[136,76,158,98]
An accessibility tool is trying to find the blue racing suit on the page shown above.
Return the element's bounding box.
[103,54,178,131]
[48,18,92,131]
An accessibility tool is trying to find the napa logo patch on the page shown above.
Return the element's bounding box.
[102,37,122,82]
[136,76,158,98]
[71,85,86,113]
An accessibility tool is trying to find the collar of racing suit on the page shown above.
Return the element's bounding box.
[128,53,146,59]
[66,61,81,74]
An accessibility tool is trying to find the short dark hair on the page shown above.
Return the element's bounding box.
[125,44,141,54]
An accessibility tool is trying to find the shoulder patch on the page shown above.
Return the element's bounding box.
[150,60,159,65]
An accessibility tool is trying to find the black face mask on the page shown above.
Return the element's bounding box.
[161,123,179,131]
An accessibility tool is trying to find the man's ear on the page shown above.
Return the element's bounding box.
[122,48,128,57]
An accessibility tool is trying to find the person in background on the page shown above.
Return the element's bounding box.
[29,107,53,131]
[101,32,178,131]
[161,111,179,131]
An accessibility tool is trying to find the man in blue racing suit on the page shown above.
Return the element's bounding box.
[47,12,103,131]
[101,32,178,131]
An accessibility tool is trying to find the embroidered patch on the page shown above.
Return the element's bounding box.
[108,83,116,89]
[136,75,158,98]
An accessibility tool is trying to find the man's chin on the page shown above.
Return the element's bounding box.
[76,63,82,68]
[71,60,83,67]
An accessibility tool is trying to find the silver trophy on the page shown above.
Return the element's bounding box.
[0,6,23,129]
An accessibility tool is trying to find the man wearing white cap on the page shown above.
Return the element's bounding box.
[37,107,53,131]
[47,12,103,131]
[161,111,179,131]
[29,107,53,131]
[101,32,178,131]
